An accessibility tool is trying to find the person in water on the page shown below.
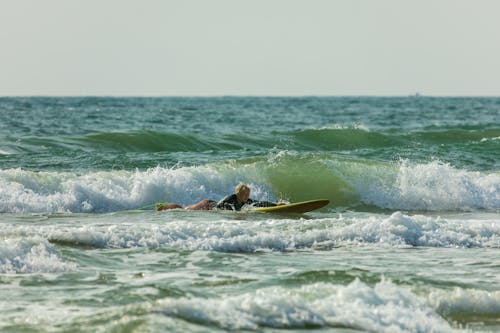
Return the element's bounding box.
[216,183,278,210]
[156,183,279,211]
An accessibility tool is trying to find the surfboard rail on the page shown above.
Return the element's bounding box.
[250,199,330,213]
[152,199,331,213]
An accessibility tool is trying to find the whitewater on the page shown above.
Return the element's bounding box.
[0,97,499,332]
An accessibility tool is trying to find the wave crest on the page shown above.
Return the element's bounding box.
[0,156,499,213]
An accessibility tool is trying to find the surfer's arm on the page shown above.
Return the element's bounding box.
[216,194,238,210]
[247,199,277,208]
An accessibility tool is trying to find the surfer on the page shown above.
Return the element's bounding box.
[216,183,278,211]
[156,183,279,211]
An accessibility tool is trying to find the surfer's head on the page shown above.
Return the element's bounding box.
[235,183,250,203]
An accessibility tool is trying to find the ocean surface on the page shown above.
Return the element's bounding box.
[0,96,499,332]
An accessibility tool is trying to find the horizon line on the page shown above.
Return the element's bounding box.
[1,94,499,98]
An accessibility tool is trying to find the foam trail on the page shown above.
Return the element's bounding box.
[36,212,500,250]
[0,238,76,273]
[157,280,455,332]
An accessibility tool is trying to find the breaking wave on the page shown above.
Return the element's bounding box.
[0,153,498,213]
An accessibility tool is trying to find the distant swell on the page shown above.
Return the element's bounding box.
[3,127,499,153]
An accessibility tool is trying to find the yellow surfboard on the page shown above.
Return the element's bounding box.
[250,199,330,213]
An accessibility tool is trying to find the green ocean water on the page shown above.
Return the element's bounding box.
[0,97,499,332]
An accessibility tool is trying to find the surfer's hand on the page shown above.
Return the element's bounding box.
[156,203,167,211]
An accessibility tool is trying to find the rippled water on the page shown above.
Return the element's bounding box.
[0,97,499,332]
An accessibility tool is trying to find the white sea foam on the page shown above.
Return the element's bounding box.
[39,212,500,251]
[345,161,500,211]
[1,160,499,213]
[0,166,272,214]
[156,279,455,332]
[316,123,371,131]
[0,238,76,273]
[480,136,500,142]
[428,288,500,318]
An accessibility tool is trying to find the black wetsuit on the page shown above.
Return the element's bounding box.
[215,194,276,211]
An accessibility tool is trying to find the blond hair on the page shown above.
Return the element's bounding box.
[235,183,250,195]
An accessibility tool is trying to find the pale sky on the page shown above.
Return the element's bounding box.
[1,0,499,96]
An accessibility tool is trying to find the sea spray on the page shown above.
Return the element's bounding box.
[359,161,500,211]
[1,157,499,213]
[1,97,500,333]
